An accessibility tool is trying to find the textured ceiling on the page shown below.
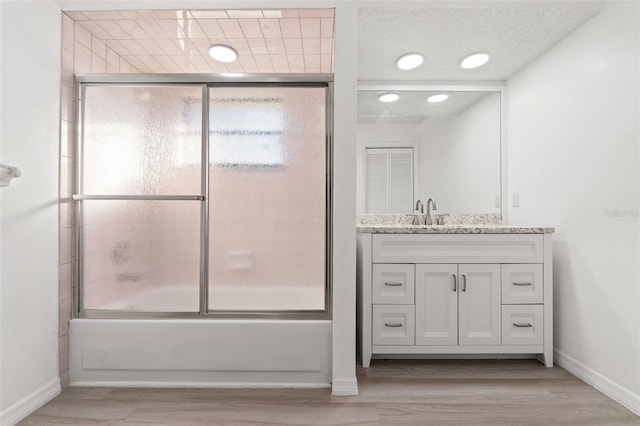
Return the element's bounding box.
[66,8,334,73]
[358,5,602,81]
[358,91,492,124]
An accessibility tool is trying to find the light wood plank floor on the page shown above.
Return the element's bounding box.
[21,360,640,425]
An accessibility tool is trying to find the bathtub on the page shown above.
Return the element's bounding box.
[71,285,331,388]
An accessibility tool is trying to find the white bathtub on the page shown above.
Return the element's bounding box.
[70,316,331,388]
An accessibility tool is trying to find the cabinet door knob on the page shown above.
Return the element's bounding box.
[452,274,457,292]
[513,282,533,286]
[384,322,403,328]
[384,282,403,287]
[513,323,533,328]
[461,274,467,292]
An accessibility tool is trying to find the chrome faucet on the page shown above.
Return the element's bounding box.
[413,200,424,225]
[425,198,437,225]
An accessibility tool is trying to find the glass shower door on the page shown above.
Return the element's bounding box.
[207,86,328,312]
[78,84,205,313]
[77,80,330,317]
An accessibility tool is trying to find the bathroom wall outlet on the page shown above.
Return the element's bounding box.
[512,192,520,207]
[495,195,501,208]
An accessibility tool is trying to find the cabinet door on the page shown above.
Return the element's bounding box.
[415,264,458,345]
[458,264,501,346]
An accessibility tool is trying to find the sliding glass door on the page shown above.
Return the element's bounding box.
[78,84,205,313]
[207,86,327,312]
[75,78,330,317]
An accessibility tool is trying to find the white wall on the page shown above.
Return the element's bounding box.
[507,0,640,413]
[419,93,501,214]
[331,1,358,395]
[0,1,62,424]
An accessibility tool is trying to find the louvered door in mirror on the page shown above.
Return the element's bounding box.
[365,147,414,213]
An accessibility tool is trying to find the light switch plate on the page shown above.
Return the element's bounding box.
[512,192,520,207]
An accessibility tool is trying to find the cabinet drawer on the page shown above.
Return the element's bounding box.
[372,264,415,304]
[502,305,543,345]
[372,305,415,345]
[501,264,543,304]
[372,234,543,264]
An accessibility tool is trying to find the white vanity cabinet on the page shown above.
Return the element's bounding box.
[415,264,502,346]
[357,231,553,368]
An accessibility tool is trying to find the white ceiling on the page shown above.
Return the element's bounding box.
[358,91,492,124]
[358,4,603,81]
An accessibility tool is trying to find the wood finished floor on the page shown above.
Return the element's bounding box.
[21,360,640,425]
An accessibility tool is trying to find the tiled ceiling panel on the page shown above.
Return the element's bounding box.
[65,8,334,74]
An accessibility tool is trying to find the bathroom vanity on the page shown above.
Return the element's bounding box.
[357,223,554,368]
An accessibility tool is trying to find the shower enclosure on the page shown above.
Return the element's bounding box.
[73,75,332,318]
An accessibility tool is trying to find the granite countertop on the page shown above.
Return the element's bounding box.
[356,224,554,234]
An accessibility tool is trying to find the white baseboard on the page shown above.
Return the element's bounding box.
[70,381,330,389]
[0,378,61,426]
[555,349,640,416]
[331,377,359,396]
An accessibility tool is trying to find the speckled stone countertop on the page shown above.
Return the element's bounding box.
[355,213,553,234]
[356,213,502,226]
[356,224,554,234]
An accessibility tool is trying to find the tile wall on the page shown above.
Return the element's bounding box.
[58,12,141,389]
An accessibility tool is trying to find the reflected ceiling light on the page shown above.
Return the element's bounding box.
[427,93,449,103]
[379,92,399,103]
[208,44,238,63]
[460,52,490,69]
[396,53,424,70]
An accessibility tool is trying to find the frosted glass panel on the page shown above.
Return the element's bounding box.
[208,86,327,311]
[82,85,203,195]
[82,200,200,312]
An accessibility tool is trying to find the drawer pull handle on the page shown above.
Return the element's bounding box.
[513,323,533,328]
[452,274,457,292]
[513,282,533,286]
[384,282,403,287]
[461,274,467,292]
[384,322,403,328]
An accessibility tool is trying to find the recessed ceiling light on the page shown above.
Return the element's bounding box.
[379,92,399,103]
[460,52,490,69]
[208,44,238,63]
[427,94,449,103]
[396,53,424,70]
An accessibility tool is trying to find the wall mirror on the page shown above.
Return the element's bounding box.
[356,89,503,218]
